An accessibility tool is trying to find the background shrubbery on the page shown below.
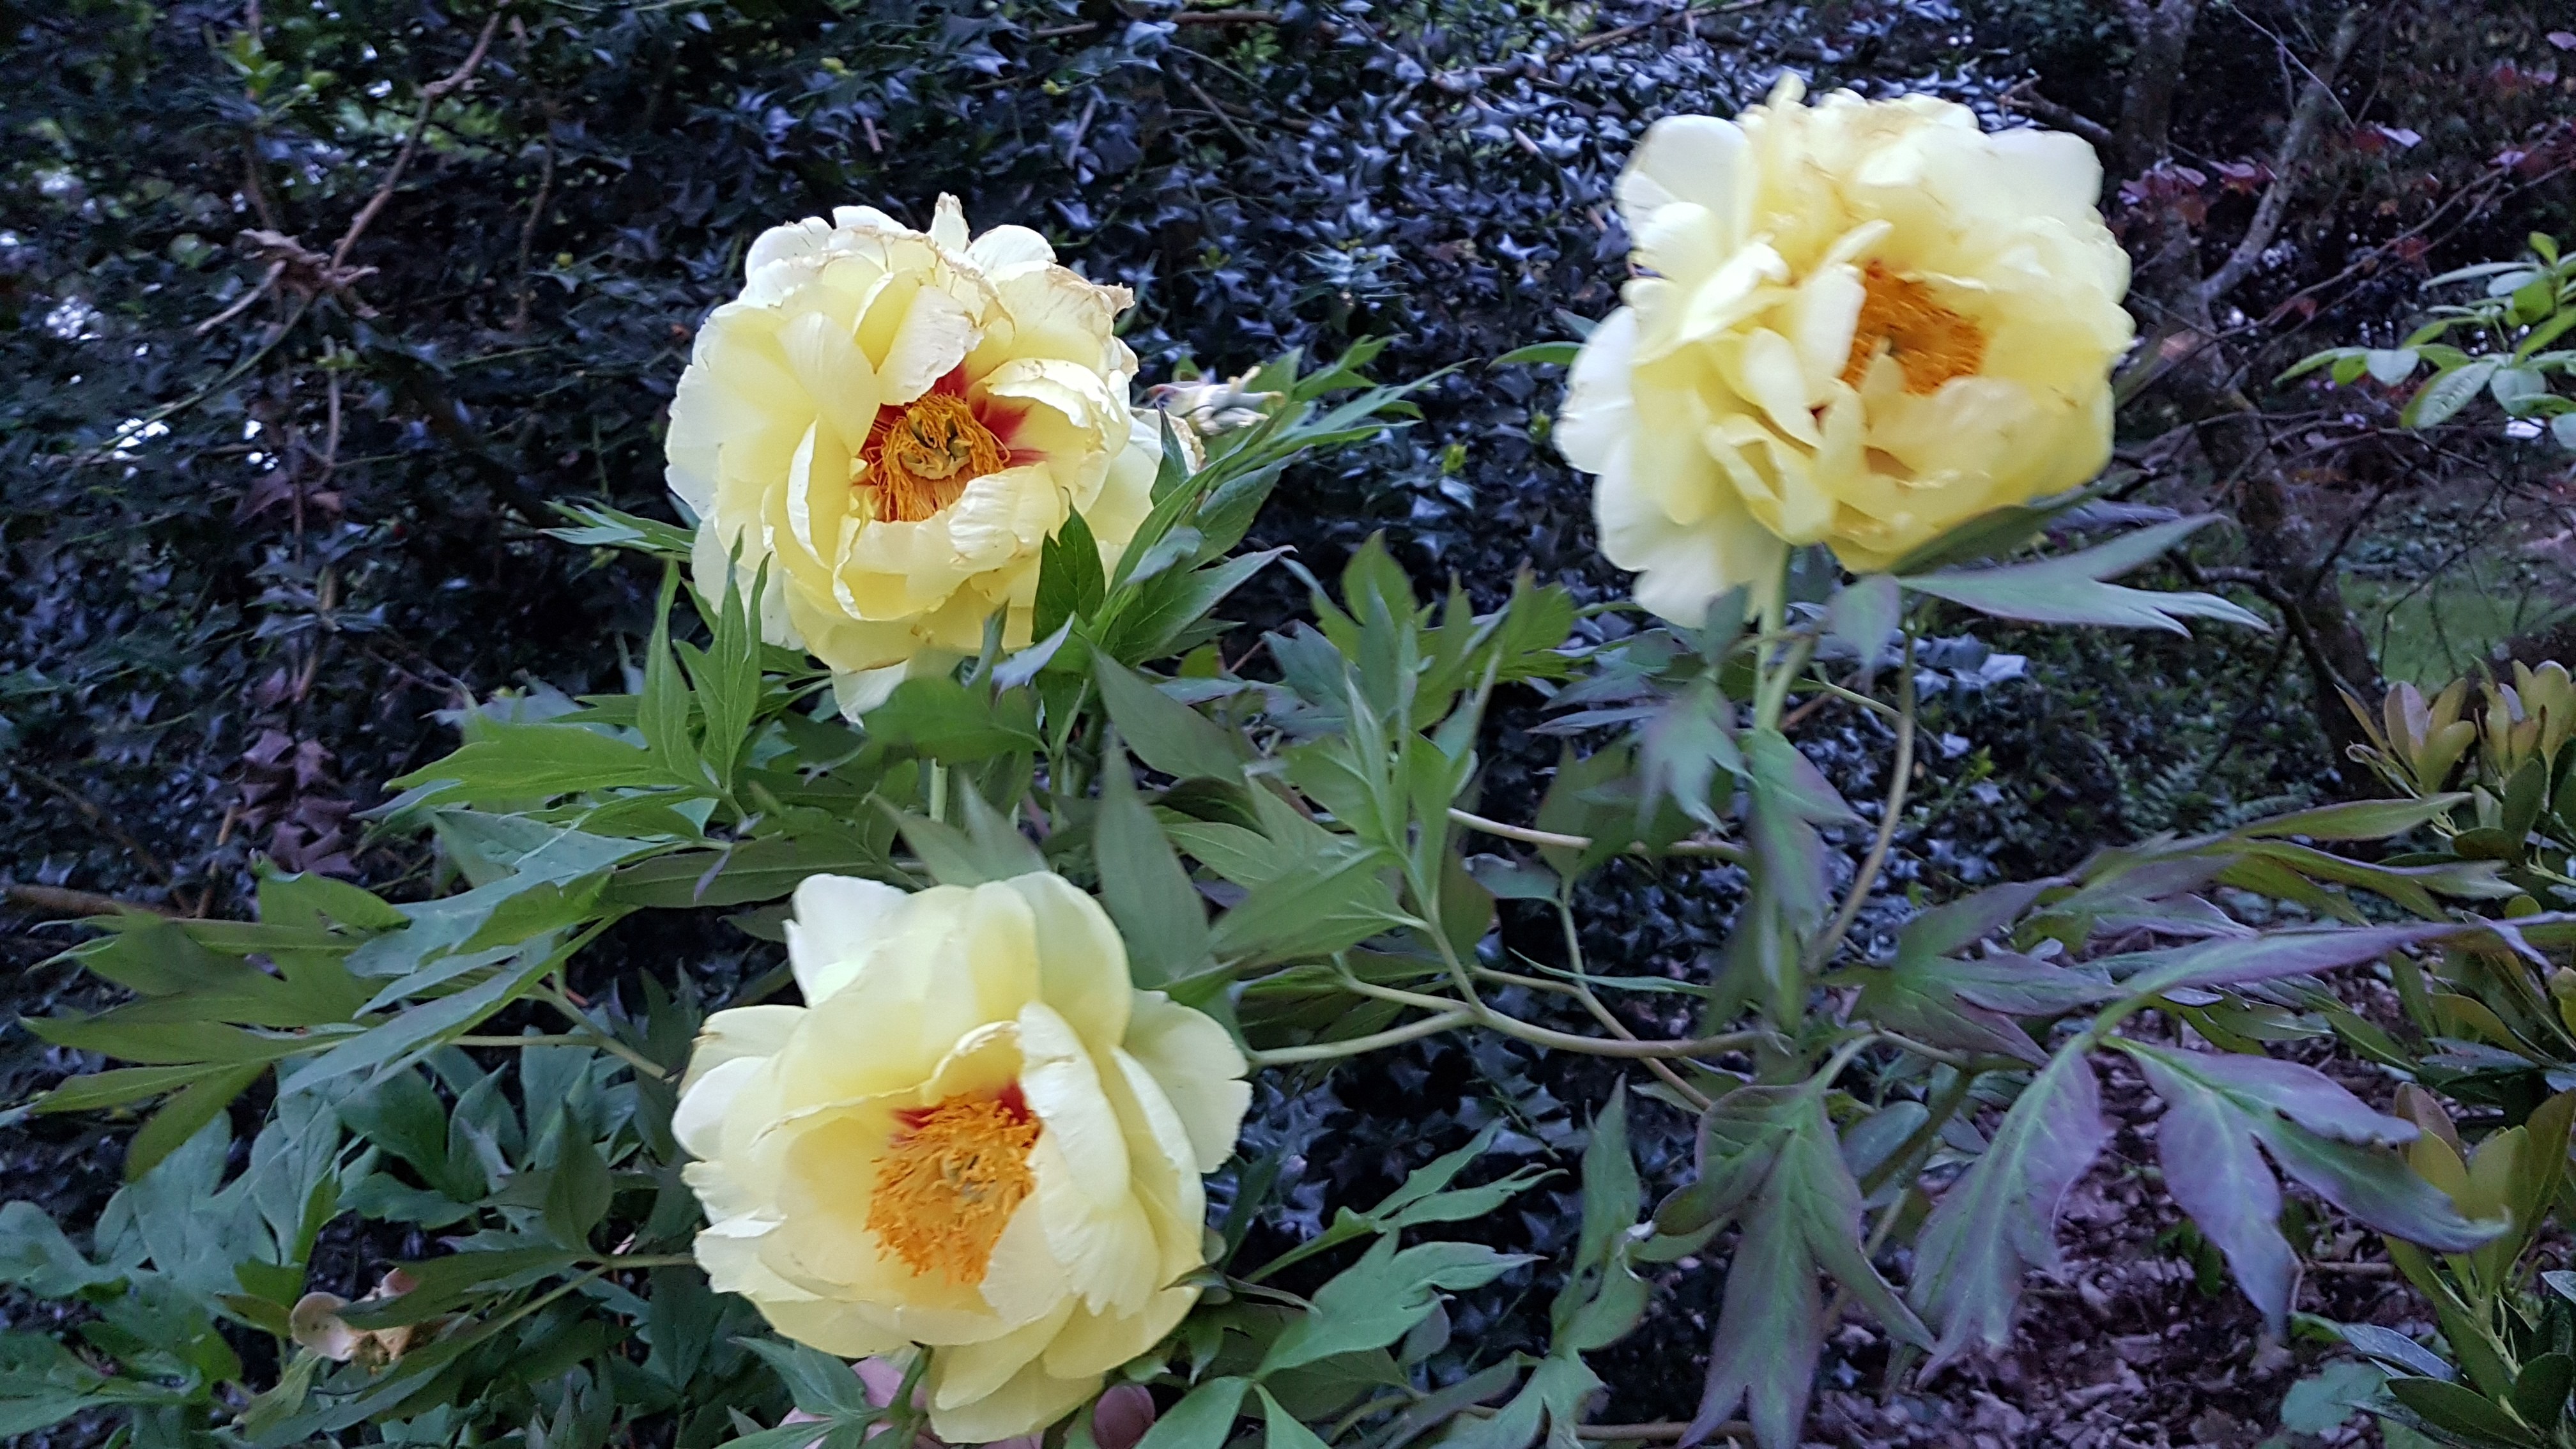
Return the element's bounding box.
[6,0,2575,1441]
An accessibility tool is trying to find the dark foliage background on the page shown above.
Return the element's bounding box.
[5,0,2573,1442]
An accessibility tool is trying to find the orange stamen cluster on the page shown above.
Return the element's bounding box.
[1841,262,1986,395]
[858,392,1008,523]
[866,1085,1041,1284]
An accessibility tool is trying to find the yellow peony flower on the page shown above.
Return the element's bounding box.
[677,873,1250,1443]
[665,197,1167,716]
[1559,77,2135,625]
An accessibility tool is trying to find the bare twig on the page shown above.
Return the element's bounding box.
[1998,78,2113,150]
[4,884,174,919]
[2198,3,2370,307]
[510,113,559,333]
[18,767,174,883]
[330,12,503,275]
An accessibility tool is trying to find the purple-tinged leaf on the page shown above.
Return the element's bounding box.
[2126,1051,2296,1331]
[2232,795,2471,842]
[2115,925,2451,997]
[1896,880,2055,959]
[1637,679,1738,829]
[2156,1047,2417,1147]
[1852,951,2112,1067]
[1743,729,1857,826]
[1908,1042,2109,1372]
[1690,1167,1820,1449]
[2252,1123,2501,1252]
[1689,1090,1926,1449]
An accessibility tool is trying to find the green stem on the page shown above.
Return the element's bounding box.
[1552,899,1713,1111]
[588,1253,697,1269]
[1799,635,1916,977]
[1338,973,1764,1061]
[1753,636,1817,733]
[535,980,672,1082]
[1245,1010,1478,1066]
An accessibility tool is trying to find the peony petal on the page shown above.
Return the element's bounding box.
[1004,874,1132,1048]
[1618,114,1752,254]
[930,1300,1073,1409]
[968,226,1058,275]
[1017,1003,1131,1208]
[925,1354,1096,1445]
[1040,1287,1195,1381]
[786,875,912,1004]
[930,195,972,253]
[1120,993,1249,1173]
[1556,308,1638,473]
[780,310,884,454]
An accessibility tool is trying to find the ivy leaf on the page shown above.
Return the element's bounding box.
[1899,517,2266,634]
[1908,1039,2110,1371]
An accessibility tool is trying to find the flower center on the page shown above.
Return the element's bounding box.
[1841,262,1985,395]
[866,1084,1041,1284]
[858,392,1008,524]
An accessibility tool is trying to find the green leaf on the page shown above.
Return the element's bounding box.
[863,677,1044,762]
[887,796,1044,887]
[1637,678,1740,829]
[1094,657,1247,781]
[1257,1387,1333,1449]
[337,1246,585,1330]
[1207,847,1406,967]
[694,558,768,795]
[730,1335,882,1419]
[641,564,702,788]
[2385,1377,2542,1448]
[0,1204,119,1298]
[1035,509,1107,644]
[125,1062,267,1180]
[1822,574,1900,668]
[1554,1091,1648,1354]
[1908,1039,2108,1370]
[604,833,901,908]
[37,1061,271,1114]
[1134,1377,1247,1449]
[1901,517,2267,634]
[390,720,681,804]
[543,1131,613,1248]
[545,501,696,560]
[2233,793,2469,842]
[1096,745,1212,987]
[2403,358,2503,428]
[1489,341,1580,367]
[1259,1238,1533,1376]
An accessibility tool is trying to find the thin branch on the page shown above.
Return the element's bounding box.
[2198,3,2370,306]
[1998,79,2113,150]
[4,884,174,919]
[330,12,503,274]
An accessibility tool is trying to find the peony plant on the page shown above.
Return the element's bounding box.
[4,86,2549,1449]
